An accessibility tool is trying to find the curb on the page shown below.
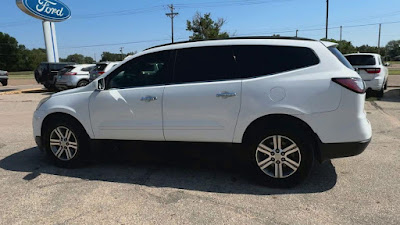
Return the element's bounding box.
[0,88,45,95]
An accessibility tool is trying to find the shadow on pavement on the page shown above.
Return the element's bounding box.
[0,142,337,195]
[0,88,16,93]
[377,88,400,102]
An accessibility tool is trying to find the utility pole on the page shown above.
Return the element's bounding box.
[120,47,124,60]
[378,23,382,54]
[295,29,298,37]
[325,0,329,39]
[340,26,342,41]
[166,4,179,43]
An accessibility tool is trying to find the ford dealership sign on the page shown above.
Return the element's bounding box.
[16,0,71,22]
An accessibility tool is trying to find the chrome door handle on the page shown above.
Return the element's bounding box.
[216,91,237,99]
[140,96,158,102]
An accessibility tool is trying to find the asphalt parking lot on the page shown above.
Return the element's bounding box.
[0,79,399,224]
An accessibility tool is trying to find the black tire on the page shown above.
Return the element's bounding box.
[1,80,7,86]
[376,88,384,98]
[77,80,89,87]
[243,121,314,188]
[384,81,388,90]
[43,117,90,168]
[43,83,56,91]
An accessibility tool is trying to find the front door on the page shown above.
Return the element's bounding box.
[89,50,173,140]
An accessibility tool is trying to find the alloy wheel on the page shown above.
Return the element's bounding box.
[49,126,78,161]
[255,135,301,179]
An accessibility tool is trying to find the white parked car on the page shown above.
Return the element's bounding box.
[0,70,8,86]
[55,64,95,90]
[33,37,372,187]
[345,53,389,97]
[89,61,121,82]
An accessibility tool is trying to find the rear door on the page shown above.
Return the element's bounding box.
[163,46,242,142]
[345,55,377,81]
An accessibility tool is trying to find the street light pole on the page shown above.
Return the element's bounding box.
[325,0,329,39]
[378,23,382,54]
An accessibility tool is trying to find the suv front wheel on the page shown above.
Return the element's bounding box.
[244,122,314,187]
[43,117,89,167]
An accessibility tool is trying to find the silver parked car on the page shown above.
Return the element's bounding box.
[0,70,8,86]
[55,64,95,90]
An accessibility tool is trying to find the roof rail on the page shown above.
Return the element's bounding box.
[144,36,317,50]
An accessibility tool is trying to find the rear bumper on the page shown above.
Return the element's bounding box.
[364,77,384,91]
[318,138,371,161]
[0,75,8,80]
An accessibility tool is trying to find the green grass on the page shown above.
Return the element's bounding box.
[8,71,34,79]
[388,61,400,65]
[389,69,400,75]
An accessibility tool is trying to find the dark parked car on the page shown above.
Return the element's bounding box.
[34,62,76,89]
[0,70,8,86]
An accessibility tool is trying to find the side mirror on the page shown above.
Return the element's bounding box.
[96,78,105,91]
[384,62,390,67]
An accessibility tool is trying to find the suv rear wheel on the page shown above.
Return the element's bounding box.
[77,80,89,87]
[244,122,314,187]
[43,117,89,167]
[1,80,7,86]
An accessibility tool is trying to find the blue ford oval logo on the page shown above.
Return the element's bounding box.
[16,0,71,22]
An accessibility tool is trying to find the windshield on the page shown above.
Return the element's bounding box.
[345,55,376,66]
[328,47,354,69]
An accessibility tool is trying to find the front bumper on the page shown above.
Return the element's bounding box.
[318,138,371,161]
[0,75,8,81]
[35,136,44,152]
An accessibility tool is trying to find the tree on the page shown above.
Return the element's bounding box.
[320,38,356,54]
[60,54,94,64]
[186,12,229,40]
[100,51,136,61]
[385,40,400,61]
[0,32,19,71]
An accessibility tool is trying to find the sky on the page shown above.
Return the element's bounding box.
[1,0,400,60]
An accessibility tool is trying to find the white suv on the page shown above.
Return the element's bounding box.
[33,37,372,187]
[345,53,389,97]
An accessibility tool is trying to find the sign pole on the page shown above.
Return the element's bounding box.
[42,21,59,62]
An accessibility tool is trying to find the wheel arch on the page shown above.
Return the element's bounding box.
[77,79,89,86]
[242,114,322,162]
[41,112,92,140]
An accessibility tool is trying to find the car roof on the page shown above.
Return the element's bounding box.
[145,36,317,51]
[122,36,324,62]
[97,61,120,65]
[344,53,381,57]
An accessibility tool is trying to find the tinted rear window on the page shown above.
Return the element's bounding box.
[95,64,108,72]
[234,45,320,78]
[81,66,95,72]
[328,47,353,69]
[345,55,376,66]
[59,66,74,75]
[174,46,238,83]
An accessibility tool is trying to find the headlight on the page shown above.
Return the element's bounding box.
[36,96,51,110]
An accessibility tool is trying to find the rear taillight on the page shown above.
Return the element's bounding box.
[332,77,366,94]
[64,72,77,75]
[98,71,105,75]
[364,68,381,74]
